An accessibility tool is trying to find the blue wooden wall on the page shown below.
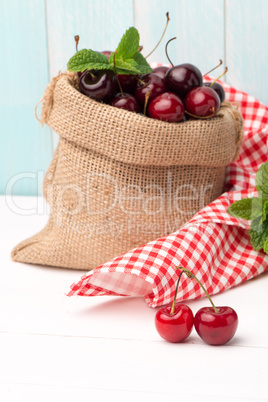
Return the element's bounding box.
[1,0,268,195]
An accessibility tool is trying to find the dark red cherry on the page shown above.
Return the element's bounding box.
[110,93,141,113]
[194,306,238,346]
[135,73,167,106]
[185,86,220,117]
[79,70,116,102]
[165,63,203,99]
[204,81,225,102]
[117,74,137,94]
[153,66,169,80]
[148,92,184,122]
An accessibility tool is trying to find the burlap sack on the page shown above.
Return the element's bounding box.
[11,72,244,270]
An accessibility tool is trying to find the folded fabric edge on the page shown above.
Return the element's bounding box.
[67,269,155,299]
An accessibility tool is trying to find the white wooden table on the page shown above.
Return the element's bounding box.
[1,195,268,401]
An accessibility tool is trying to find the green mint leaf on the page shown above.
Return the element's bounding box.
[109,51,153,75]
[67,49,113,72]
[263,200,268,221]
[250,215,263,232]
[116,27,140,59]
[249,217,268,251]
[108,54,140,74]
[227,198,256,220]
[251,197,264,220]
[256,161,268,199]
[116,57,139,71]
[263,236,268,254]
[132,51,153,74]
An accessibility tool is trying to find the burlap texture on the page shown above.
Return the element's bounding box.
[11,72,244,270]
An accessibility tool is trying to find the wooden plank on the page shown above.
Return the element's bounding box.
[2,196,268,400]
[134,0,225,77]
[2,197,268,348]
[1,332,268,400]
[0,0,53,196]
[0,382,259,402]
[225,0,268,105]
[45,0,134,151]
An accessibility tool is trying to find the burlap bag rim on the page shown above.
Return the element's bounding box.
[40,72,244,167]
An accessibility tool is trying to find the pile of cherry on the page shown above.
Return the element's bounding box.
[78,51,227,123]
[155,267,238,345]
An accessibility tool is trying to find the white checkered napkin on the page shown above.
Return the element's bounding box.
[68,79,268,308]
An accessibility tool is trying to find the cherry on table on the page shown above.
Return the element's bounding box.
[177,266,239,346]
[148,92,185,122]
[155,270,194,343]
[194,306,238,346]
[155,304,194,343]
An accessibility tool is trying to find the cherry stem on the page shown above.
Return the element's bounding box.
[143,90,151,116]
[136,77,146,86]
[88,71,96,79]
[209,67,228,87]
[203,59,222,77]
[165,37,176,67]
[170,270,184,315]
[74,35,80,52]
[113,51,124,97]
[177,266,219,314]
[145,12,170,59]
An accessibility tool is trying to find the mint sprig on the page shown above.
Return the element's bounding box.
[67,49,113,72]
[227,161,268,253]
[67,27,152,75]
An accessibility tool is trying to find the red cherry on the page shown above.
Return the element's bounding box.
[135,73,167,106]
[176,266,239,347]
[155,304,194,343]
[148,92,185,122]
[185,86,220,117]
[79,70,116,102]
[194,306,238,346]
[153,66,169,80]
[204,82,225,102]
[117,74,137,94]
[110,93,141,113]
[165,63,203,99]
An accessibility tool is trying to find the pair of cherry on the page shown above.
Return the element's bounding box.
[155,267,238,346]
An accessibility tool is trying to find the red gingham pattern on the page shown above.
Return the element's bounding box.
[67,74,268,308]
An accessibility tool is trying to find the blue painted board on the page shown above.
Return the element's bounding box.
[46,0,134,78]
[1,0,268,197]
[225,0,268,106]
[0,0,53,196]
[134,0,225,77]
[45,0,134,150]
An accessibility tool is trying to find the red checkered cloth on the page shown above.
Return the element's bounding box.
[67,76,268,308]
